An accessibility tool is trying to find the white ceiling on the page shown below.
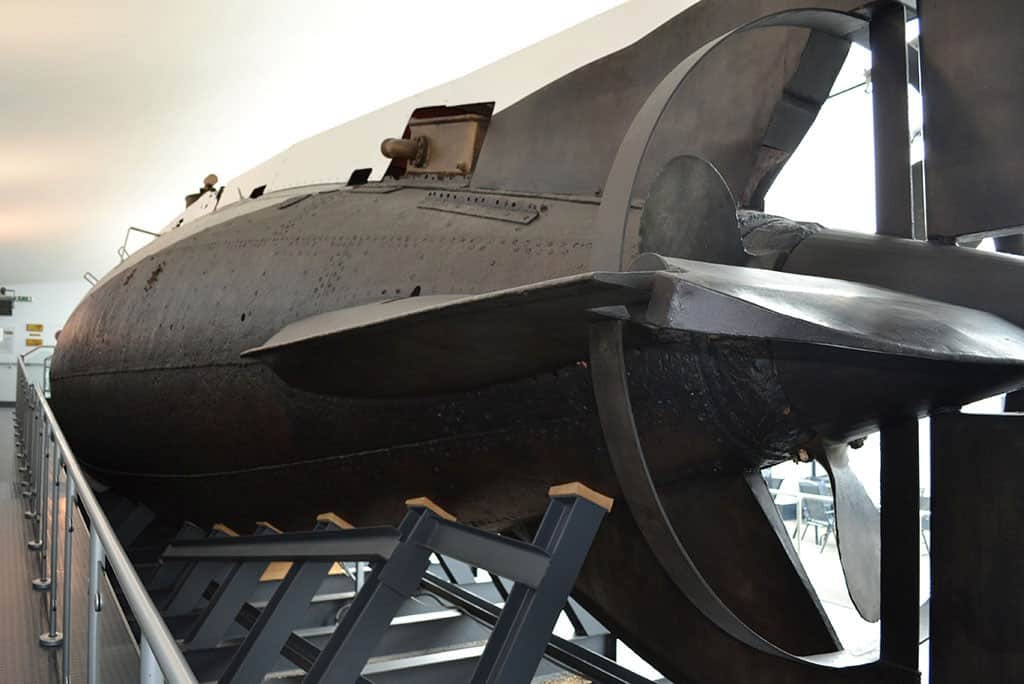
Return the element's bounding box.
[0,0,628,284]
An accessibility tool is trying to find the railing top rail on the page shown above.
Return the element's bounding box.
[19,346,55,362]
[19,360,197,683]
[767,487,836,504]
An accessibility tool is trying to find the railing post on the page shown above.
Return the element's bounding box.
[870,1,921,672]
[29,423,49,558]
[21,406,38,515]
[795,492,803,553]
[62,474,77,679]
[17,393,32,490]
[88,525,105,684]
[40,437,64,647]
[140,635,166,684]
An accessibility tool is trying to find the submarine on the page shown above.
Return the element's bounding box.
[49,1,1024,681]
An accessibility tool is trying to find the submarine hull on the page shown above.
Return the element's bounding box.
[50,186,860,680]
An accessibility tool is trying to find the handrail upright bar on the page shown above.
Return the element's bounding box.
[31,385,197,683]
[18,379,28,479]
[62,473,77,677]
[140,635,165,683]
[20,391,36,508]
[14,365,23,448]
[40,423,64,647]
[37,421,47,543]
[28,417,48,556]
[87,526,105,684]
[25,397,35,479]
[43,355,53,397]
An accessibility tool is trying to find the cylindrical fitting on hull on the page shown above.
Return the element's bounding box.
[380,136,427,167]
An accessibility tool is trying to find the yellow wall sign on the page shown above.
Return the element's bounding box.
[26,323,43,332]
[25,338,43,347]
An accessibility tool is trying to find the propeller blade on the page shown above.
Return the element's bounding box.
[818,441,881,622]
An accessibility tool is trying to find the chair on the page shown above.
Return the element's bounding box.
[920,494,931,554]
[799,480,835,552]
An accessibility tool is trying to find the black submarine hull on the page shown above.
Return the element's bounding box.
[49,0,1024,677]
[50,186,853,680]
[52,186,1024,683]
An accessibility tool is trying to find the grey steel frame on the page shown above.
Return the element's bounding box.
[162,493,612,684]
[14,355,198,684]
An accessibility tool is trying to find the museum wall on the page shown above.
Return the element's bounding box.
[0,279,89,402]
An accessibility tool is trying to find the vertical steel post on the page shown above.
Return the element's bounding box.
[40,440,64,647]
[870,2,920,673]
[30,423,49,561]
[37,424,49,539]
[21,391,31,478]
[795,492,803,553]
[27,408,39,493]
[22,408,38,516]
[871,0,913,239]
[62,475,77,680]
[13,372,20,450]
[470,494,609,684]
[302,510,434,684]
[881,418,921,671]
[18,393,32,491]
[24,391,31,458]
[220,559,335,684]
[139,635,166,684]
[88,525,105,684]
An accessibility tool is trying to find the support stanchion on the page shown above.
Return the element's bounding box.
[40,440,64,647]
[18,395,32,497]
[140,635,166,684]
[21,407,37,512]
[870,2,920,673]
[17,406,32,480]
[29,423,49,560]
[62,474,77,678]
[87,526,105,684]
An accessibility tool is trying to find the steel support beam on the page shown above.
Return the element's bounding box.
[426,522,550,588]
[919,0,1024,240]
[218,560,332,684]
[871,2,913,240]
[303,510,435,684]
[163,528,399,564]
[185,561,266,650]
[147,523,206,593]
[871,3,920,675]
[421,576,647,684]
[930,412,1024,682]
[469,495,611,684]
[879,419,920,672]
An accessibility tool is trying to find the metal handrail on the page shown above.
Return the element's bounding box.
[21,344,54,361]
[43,355,52,397]
[118,226,161,263]
[14,355,197,683]
[19,345,55,397]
